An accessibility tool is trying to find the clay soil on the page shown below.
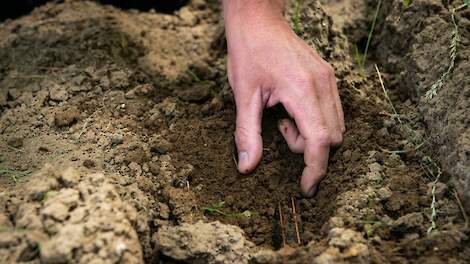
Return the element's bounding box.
[0,0,469,263]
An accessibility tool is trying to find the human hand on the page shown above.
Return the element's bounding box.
[223,0,345,196]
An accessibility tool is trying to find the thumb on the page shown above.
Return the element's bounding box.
[234,89,264,174]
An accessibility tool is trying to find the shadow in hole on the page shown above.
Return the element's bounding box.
[0,0,189,22]
[98,0,190,14]
[0,0,52,22]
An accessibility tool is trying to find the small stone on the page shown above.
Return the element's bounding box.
[329,217,344,228]
[41,202,69,222]
[130,84,154,97]
[190,60,214,80]
[54,108,80,127]
[376,187,393,201]
[128,162,142,177]
[8,88,22,100]
[366,171,382,183]
[158,203,170,220]
[7,136,24,148]
[178,7,197,26]
[110,133,124,145]
[49,83,69,101]
[114,154,125,164]
[110,70,129,89]
[328,228,364,249]
[125,147,150,164]
[368,162,382,173]
[176,82,212,102]
[32,89,49,107]
[61,167,81,187]
[142,163,150,173]
[100,75,111,90]
[124,89,136,99]
[156,99,177,117]
[209,96,224,112]
[391,212,424,234]
[155,221,254,263]
[149,136,173,154]
[83,159,95,168]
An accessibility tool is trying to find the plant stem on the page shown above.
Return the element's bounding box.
[362,0,382,67]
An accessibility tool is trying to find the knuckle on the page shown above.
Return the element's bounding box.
[330,132,343,146]
[313,128,331,146]
[315,65,334,84]
[289,73,315,98]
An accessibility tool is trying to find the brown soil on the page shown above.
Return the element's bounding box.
[0,0,468,263]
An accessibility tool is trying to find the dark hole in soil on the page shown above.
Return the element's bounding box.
[0,0,54,22]
[0,0,189,22]
[98,0,190,14]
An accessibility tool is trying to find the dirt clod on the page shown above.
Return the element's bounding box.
[54,108,80,127]
[155,221,254,264]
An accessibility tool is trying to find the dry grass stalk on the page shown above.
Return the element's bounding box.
[291,194,301,245]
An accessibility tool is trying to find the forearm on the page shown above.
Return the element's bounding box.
[222,0,286,20]
[222,0,288,52]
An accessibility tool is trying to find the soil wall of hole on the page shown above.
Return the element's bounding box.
[375,0,470,211]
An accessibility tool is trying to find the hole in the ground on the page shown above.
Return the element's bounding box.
[0,0,189,22]
[0,0,53,22]
[98,0,190,14]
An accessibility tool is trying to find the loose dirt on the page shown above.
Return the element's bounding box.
[0,0,468,263]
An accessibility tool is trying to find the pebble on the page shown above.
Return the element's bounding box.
[7,136,24,148]
[391,212,424,232]
[49,83,69,102]
[54,108,80,127]
[82,159,95,168]
[110,133,124,145]
[128,162,142,177]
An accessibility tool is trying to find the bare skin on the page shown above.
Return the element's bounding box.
[223,0,345,196]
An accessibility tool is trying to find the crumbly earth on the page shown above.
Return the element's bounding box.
[375,0,470,211]
[0,0,468,263]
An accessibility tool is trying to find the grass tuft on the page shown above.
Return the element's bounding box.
[202,201,257,218]
[403,0,413,8]
[362,0,382,68]
[423,156,442,234]
[203,201,227,216]
[375,65,443,234]
[293,0,303,35]
[0,168,31,183]
[425,3,466,100]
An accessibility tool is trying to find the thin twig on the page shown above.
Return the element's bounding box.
[375,64,402,125]
[232,152,238,168]
[291,194,301,245]
[453,190,469,229]
[77,113,94,140]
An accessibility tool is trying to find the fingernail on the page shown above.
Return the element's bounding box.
[238,151,249,170]
[306,184,318,197]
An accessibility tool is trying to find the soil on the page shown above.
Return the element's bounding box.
[0,0,468,263]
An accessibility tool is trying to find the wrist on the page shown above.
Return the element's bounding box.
[223,1,286,38]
